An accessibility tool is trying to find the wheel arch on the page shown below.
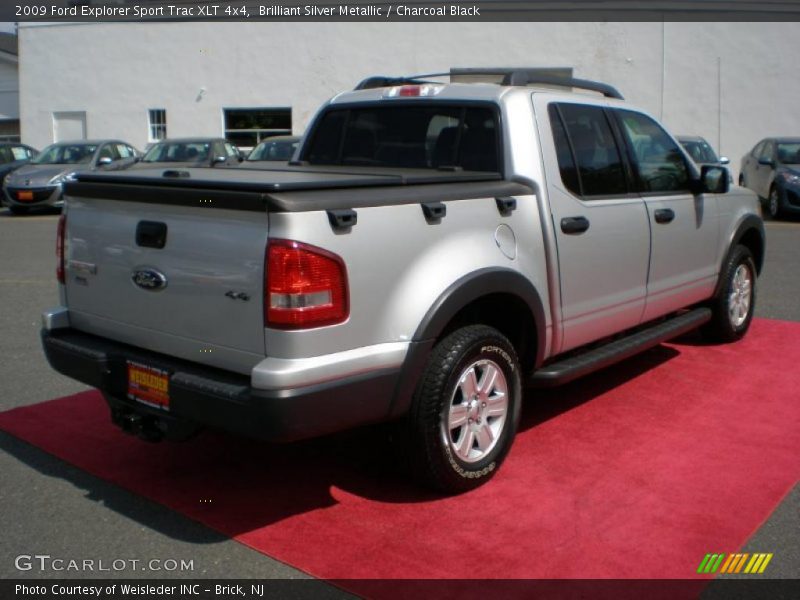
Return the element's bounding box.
[388,268,546,418]
[711,214,765,304]
[730,215,766,275]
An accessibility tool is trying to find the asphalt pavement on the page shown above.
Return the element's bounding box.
[0,208,797,587]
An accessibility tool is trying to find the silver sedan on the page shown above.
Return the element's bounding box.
[3,139,139,215]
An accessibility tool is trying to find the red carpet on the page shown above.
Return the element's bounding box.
[0,318,798,581]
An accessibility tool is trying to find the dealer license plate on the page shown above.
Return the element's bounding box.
[126,361,170,410]
[17,191,33,201]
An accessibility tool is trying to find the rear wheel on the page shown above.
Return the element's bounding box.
[402,325,522,494]
[702,244,757,343]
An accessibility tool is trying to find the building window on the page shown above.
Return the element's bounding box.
[223,108,291,150]
[148,109,167,142]
[0,119,21,143]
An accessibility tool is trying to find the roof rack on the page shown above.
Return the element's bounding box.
[501,71,624,99]
[353,70,624,100]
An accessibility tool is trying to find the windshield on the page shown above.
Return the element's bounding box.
[776,143,800,164]
[143,141,211,163]
[247,139,298,161]
[32,144,98,165]
[681,140,719,164]
[303,104,500,172]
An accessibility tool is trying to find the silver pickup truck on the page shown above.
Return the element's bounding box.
[42,72,764,493]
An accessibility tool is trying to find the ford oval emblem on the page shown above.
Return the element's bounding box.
[131,268,168,291]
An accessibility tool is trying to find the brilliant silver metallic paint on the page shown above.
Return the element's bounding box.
[62,197,268,374]
[250,342,409,390]
[42,307,70,331]
[52,83,762,393]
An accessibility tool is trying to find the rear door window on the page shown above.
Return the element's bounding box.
[304,104,500,173]
[549,103,628,198]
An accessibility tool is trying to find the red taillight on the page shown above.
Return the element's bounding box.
[398,85,422,97]
[266,239,348,329]
[384,84,443,99]
[56,214,66,284]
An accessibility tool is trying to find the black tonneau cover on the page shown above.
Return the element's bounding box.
[65,165,532,213]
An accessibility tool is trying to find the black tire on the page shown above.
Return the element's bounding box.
[8,205,28,215]
[401,324,522,494]
[702,244,757,343]
[767,186,782,220]
[738,174,744,187]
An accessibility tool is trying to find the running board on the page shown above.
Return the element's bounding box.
[530,308,712,388]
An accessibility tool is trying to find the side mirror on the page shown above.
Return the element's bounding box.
[212,156,227,165]
[719,156,730,165]
[700,165,730,194]
[758,157,775,167]
[97,156,113,166]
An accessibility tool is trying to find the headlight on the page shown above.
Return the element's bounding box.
[50,172,77,185]
[781,172,800,186]
[2,173,11,187]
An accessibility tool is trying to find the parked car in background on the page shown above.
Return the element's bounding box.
[677,135,733,185]
[3,140,139,215]
[739,137,800,219]
[242,136,301,165]
[677,135,729,168]
[132,138,242,169]
[0,142,38,185]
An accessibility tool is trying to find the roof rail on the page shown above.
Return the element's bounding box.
[353,70,624,100]
[500,71,624,99]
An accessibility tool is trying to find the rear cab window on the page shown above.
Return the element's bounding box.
[302,104,501,173]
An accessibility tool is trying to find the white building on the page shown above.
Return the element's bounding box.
[17,21,800,177]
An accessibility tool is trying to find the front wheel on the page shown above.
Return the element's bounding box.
[402,325,522,494]
[767,186,782,220]
[702,244,757,343]
[8,205,29,215]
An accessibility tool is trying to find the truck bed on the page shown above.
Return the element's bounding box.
[65,165,531,213]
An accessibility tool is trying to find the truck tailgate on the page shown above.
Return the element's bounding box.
[63,196,269,374]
